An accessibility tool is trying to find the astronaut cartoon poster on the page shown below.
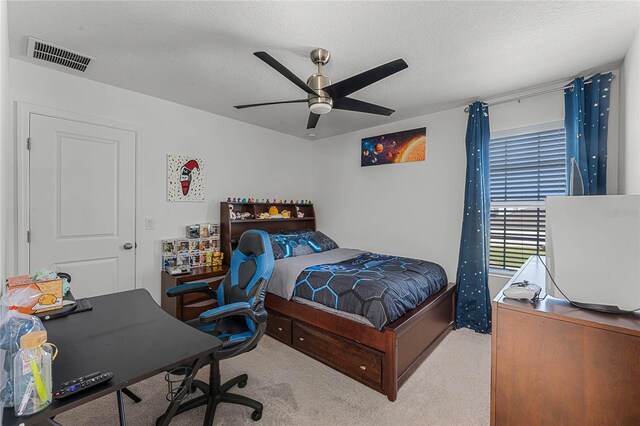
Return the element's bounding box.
[167,154,205,201]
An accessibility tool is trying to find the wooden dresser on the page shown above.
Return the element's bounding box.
[491,256,640,426]
[160,265,229,321]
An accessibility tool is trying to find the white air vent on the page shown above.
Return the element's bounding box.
[27,37,93,72]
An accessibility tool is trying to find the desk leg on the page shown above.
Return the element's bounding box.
[121,387,142,403]
[116,390,127,426]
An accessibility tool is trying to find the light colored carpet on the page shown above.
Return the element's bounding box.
[56,329,490,425]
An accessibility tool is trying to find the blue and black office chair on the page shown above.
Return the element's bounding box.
[160,230,274,424]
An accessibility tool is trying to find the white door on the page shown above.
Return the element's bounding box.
[29,113,136,298]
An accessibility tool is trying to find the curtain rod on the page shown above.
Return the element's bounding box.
[463,74,615,113]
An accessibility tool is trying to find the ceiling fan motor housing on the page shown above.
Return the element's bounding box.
[307,73,333,114]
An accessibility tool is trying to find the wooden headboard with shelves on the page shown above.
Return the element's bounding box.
[220,202,316,265]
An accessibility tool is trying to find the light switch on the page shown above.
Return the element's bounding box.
[145,217,156,230]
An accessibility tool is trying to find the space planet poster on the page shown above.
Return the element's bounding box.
[167,154,205,201]
[361,127,426,167]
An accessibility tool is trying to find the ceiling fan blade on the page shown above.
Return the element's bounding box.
[307,112,320,129]
[254,51,317,96]
[323,59,408,100]
[333,97,395,116]
[234,99,307,109]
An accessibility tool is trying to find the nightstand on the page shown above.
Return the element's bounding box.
[161,265,229,321]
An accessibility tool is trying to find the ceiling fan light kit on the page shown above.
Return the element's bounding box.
[307,67,333,115]
[234,48,408,129]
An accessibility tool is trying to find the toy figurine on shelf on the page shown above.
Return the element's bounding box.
[227,197,231,202]
[296,206,304,218]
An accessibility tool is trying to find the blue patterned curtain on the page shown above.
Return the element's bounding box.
[456,101,492,334]
[564,73,612,195]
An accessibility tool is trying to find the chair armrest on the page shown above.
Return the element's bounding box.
[166,282,216,299]
[199,302,256,323]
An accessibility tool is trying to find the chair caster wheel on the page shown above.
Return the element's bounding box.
[251,410,262,421]
[238,380,247,388]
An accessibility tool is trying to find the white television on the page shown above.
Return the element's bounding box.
[546,195,640,313]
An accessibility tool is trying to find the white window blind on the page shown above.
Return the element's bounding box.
[489,127,566,270]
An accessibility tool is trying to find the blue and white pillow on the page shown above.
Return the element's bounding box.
[273,232,318,258]
[311,231,339,252]
[270,231,338,259]
[269,234,285,260]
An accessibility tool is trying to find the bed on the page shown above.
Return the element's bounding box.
[220,202,456,401]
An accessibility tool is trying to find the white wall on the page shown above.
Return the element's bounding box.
[0,0,9,293]
[312,83,620,299]
[312,108,467,290]
[619,29,640,195]
[7,59,312,301]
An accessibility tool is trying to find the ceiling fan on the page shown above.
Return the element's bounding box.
[234,48,408,129]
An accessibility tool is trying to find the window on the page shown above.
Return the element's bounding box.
[489,125,566,271]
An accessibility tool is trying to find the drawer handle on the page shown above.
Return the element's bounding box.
[360,365,366,371]
[277,327,283,331]
[299,337,305,342]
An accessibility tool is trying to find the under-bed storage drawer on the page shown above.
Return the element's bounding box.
[292,322,383,390]
[266,312,292,345]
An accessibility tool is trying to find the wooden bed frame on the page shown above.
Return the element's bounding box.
[220,201,456,401]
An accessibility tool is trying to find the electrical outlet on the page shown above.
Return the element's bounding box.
[145,217,156,230]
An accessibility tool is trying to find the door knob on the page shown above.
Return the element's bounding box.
[123,242,133,250]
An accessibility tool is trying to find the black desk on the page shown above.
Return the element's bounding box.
[3,289,221,426]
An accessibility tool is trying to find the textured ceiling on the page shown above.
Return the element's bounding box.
[8,1,639,140]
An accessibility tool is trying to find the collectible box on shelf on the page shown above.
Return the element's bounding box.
[186,225,200,239]
[162,224,222,271]
[185,224,220,239]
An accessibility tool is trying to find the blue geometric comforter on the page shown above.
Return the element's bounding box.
[293,252,448,329]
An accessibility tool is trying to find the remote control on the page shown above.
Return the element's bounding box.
[54,371,113,399]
